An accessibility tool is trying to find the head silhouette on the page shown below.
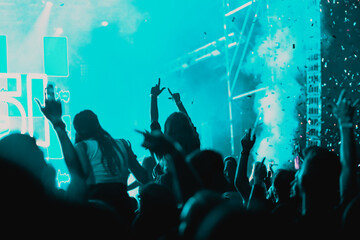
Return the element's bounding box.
[134,182,179,239]
[0,133,56,193]
[298,146,341,212]
[164,112,200,155]
[73,110,102,143]
[73,109,124,176]
[272,168,296,203]
[179,190,225,240]
[187,150,228,193]
[223,156,237,185]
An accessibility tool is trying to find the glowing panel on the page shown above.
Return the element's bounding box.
[0,73,22,97]
[0,73,49,147]
[43,37,69,77]
[0,36,7,73]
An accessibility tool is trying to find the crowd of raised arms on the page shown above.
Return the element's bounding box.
[0,79,359,239]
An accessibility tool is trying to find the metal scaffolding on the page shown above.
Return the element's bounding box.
[161,0,322,153]
[222,0,261,154]
[305,0,322,147]
[160,0,259,155]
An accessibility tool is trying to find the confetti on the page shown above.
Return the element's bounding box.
[315,0,360,152]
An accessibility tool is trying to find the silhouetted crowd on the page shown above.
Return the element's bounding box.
[0,81,359,239]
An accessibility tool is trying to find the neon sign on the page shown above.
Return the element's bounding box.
[0,36,71,188]
[0,73,50,147]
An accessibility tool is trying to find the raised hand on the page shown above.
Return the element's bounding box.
[333,89,360,127]
[241,128,256,154]
[35,84,63,125]
[136,129,180,156]
[168,88,181,103]
[253,157,267,184]
[151,78,166,97]
[333,90,360,204]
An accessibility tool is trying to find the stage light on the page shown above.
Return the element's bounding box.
[228,42,237,48]
[181,63,189,69]
[225,1,253,17]
[211,49,221,56]
[101,21,109,27]
[46,1,53,8]
[195,53,212,62]
[54,27,63,36]
[194,41,216,53]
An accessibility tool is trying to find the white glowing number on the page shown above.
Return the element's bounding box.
[26,73,50,147]
[0,73,50,147]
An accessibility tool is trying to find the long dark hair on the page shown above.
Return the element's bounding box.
[164,112,200,155]
[73,110,124,175]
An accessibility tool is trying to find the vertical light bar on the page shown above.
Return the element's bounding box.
[223,0,235,155]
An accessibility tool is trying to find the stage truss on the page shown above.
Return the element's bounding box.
[161,0,322,154]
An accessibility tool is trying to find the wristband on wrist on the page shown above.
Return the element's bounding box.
[52,121,66,130]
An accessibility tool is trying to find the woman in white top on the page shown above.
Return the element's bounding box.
[73,110,149,222]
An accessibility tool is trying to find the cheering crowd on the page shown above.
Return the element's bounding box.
[0,79,359,239]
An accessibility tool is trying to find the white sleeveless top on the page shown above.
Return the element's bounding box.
[76,139,130,185]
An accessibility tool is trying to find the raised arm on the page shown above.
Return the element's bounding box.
[122,140,150,185]
[168,88,189,117]
[150,78,165,131]
[36,85,84,180]
[234,128,256,205]
[137,130,202,203]
[168,88,199,143]
[247,158,268,211]
[333,90,359,204]
[36,84,86,200]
